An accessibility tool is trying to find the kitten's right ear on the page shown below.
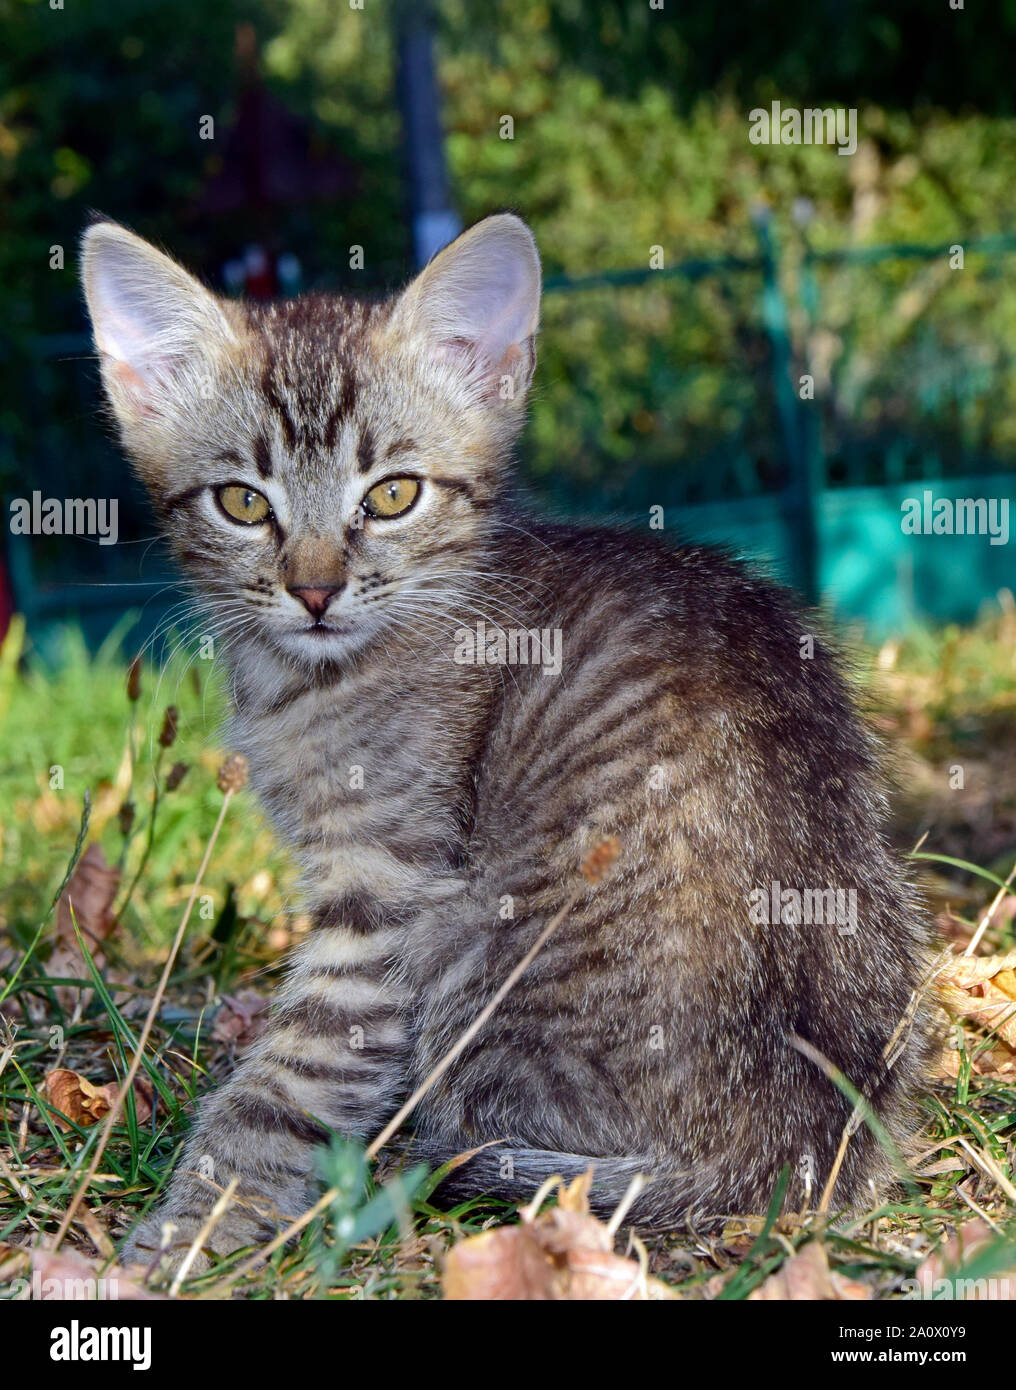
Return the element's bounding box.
[392,213,541,408]
[81,220,237,427]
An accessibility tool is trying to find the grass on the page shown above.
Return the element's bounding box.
[1,605,1016,1299]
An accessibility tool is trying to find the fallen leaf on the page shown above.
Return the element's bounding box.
[211,990,269,1048]
[442,1170,677,1300]
[912,1155,969,1179]
[915,1220,1016,1299]
[0,1242,29,1283]
[936,1030,1016,1079]
[830,1271,873,1300]
[54,843,120,952]
[31,1246,163,1300]
[939,950,1016,1070]
[49,844,121,1013]
[721,1214,766,1251]
[750,1241,870,1301]
[43,1069,111,1128]
[42,1068,153,1132]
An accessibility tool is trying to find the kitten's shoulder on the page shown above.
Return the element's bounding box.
[498,514,864,721]
[500,514,811,642]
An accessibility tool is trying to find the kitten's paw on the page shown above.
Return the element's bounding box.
[119,1225,209,1280]
[120,1206,266,1281]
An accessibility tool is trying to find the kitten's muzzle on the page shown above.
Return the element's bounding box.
[287,583,345,621]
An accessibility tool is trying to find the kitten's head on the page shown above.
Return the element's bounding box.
[81,214,540,665]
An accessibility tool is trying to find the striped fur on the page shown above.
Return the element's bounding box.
[82,215,933,1269]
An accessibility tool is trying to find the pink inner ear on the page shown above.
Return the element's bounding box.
[430,334,531,404]
[108,357,161,417]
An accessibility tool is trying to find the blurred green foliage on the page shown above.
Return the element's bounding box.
[2,0,1016,505]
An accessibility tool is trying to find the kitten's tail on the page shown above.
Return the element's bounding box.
[415,1140,714,1228]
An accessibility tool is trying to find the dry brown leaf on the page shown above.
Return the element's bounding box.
[443,1170,677,1301]
[935,1046,962,1079]
[444,1224,556,1299]
[829,1271,873,1300]
[749,1241,870,1301]
[211,990,269,1048]
[721,1214,766,1251]
[55,843,120,951]
[936,1029,1016,1080]
[914,1219,1016,1300]
[912,1155,969,1179]
[0,1242,29,1283]
[42,1068,153,1132]
[979,981,1016,1047]
[44,1068,112,1129]
[77,1207,116,1261]
[49,844,121,1013]
[939,950,1016,1064]
[100,1074,154,1127]
[30,1246,163,1300]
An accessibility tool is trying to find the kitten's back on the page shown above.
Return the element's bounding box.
[411,521,933,1221]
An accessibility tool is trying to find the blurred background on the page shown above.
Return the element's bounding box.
[1,5,1016,1284]
[3,5,1016,1283]
[2,0,1016,655]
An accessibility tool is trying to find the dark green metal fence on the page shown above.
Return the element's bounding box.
[5,220,1016,658]
[536,220,1016,632]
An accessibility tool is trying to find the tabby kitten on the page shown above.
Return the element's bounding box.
[81,214,931,1268]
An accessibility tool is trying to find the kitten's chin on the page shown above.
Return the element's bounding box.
[272,622,374,666]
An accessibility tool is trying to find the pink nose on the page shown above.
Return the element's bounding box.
[288,585,342,620]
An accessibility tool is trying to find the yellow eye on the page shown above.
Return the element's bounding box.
[217,484,271,525]
[362,476,420,520]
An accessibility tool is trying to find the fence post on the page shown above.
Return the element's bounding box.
[754,210,818,604]
[394,0,461,268]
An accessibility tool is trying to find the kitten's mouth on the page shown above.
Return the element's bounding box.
[273,614,375,664]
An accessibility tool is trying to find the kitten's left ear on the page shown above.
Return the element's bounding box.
[394,213,541,405]
[81,218,238,429]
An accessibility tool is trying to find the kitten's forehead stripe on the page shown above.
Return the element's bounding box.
[386,437,417,460]
[247,294,391,459]
[356,426,375,474]
[260,364,299,452]
[318,368,359,453]
[321,397,343,452]
[253,434,273,480]
[330,369,359,437]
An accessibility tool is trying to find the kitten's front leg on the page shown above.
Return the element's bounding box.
[122,917,409,1273]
